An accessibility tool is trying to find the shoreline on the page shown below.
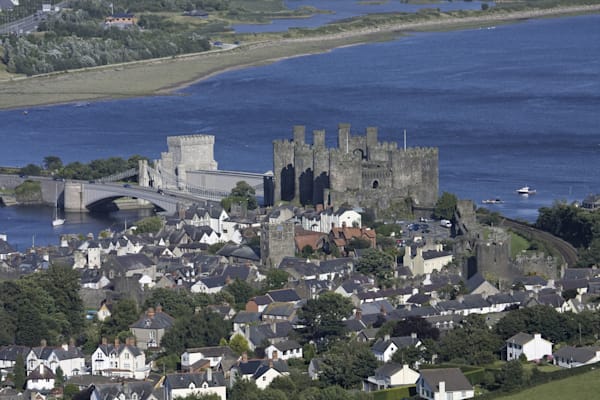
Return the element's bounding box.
[1,5,599,110]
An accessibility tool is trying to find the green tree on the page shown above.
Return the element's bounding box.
[391,345,422,367]
[229,379,261,400]
[297,292,353,343]
[100,298,139,339]
[178,394,222,400]
[55,366,65,387]
[13,353,25,390]
[134,216,163,234]
[224,278,256,310]
[221,181,258,211]
[497,360,525,391]
[63,384,79,400]
[356,248,395,286]
[229,333,249,355]
[263,269,289,291]
[320,342,377,389]
[19,163,42,176]
[43,155,63,171]
[438,314,502,365]
[161,308,231,354]
[144,288,196,318]
[433,192,458,220]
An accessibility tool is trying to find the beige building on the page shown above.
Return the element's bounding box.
[130,306,174,350]
[403,243,453,276]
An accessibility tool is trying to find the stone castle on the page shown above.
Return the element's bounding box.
[273,124,439,211]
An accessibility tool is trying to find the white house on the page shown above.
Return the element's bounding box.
[363,363,420,392]
[553,346,600,368]
[26,341,85,378]
[164,370,226,400]
[26,364,55,391]
[318,208,362,233]
[371,334,421,363]
[264,340,303,361]
[91,338,149,379]
[417,368,474,400]
[181,346,235,370]
[506,332,552,362]
[229,354,289,390]
[403,243,453,276]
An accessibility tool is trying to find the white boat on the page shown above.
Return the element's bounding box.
[482,198,504,204]
[516,186,536,195]
[52,182,65,227]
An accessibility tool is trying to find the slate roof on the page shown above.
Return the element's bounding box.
[270,340,301,352]
[375,362,404,377]
[267,288,301,303]
[419,368,472,392]
[96,343,142,357]
[165,371,225,389]
[27,365,55,380]
[30,345,83,361]
[506,332,534,346]
[216,243,260,261]
[235,359,289,378]
[130,310,174,330]
[262,302,295,318]
[185,346,235,359]
[0,345,30,362]
[372,336,420,353]
[233,311,261,324]
[563,268,594,280]
[553,346,600,363]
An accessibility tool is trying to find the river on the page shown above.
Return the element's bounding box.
[0,14,599,250]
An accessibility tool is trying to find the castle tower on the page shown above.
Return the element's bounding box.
[260,220,295,268]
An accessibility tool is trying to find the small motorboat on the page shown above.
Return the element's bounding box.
[516,186,536,195]
[482,198,504,204]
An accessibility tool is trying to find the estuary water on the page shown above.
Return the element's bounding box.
[1,14,599,249]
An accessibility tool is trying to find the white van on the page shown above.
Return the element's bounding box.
[440,219,452,228]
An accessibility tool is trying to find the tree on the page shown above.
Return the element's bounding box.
[144,288,196,318]
[391,345,422,367]
[356,249,395,286]
[13,353,25,390]
[388,316,440,341]
[320,342,377,389]
[100,298,139,339]
[224,279,256,310]
[497,360,525,392]
[229,333,249,355]
[55,366,65,387]
[433,192,458,220]
[43,155,63,171]
[438,314,502,365]
[161,308,231,354]
[221,181,257,211]
[263,269,289,291]
[19,163,42,176]
[297,292,353,344]
[134,216,163,234]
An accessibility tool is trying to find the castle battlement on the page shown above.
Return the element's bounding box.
[167,134,215,146]
[272,124,439,210]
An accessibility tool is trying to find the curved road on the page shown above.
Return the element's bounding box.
[500,217,579,268]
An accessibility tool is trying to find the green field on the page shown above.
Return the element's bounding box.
[497,368,600,400]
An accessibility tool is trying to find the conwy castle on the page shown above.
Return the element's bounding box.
[273,123,439,211]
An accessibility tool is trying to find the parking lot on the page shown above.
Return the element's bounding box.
[396,218,452,247]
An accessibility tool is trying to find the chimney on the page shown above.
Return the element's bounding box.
[115,337,120,346]
[102,337,108,345]
[206,368,212,382]
[269,358,273,368]
[40,339,47,347]
[39,364,45,374]
[147,307,155,318]
[156,304,163,313]
[384,334,390,342]
[62,343,69,351]
[411,332,417,339]
[271,322,277,333]
[69,337,75,347]
[272,350,278,361]
[380,304,387,316]
[534,333,541,340]
[439,381,446,395]
[355,308,362,321]
[242,352,248,363]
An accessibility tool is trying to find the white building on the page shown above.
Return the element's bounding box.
[264,340,303,361]
[91,338,149,379]
[181,346,235,370]
[553,346,600,368]
[506,332,552,362]
[164,370,227,400]
[26,364,55,391]
[364,363,420,392]
[26,341,85,378]
[417,368,474,400]
[403,243,453,276]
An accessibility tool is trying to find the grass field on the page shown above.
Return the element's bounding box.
[496,368,600,400]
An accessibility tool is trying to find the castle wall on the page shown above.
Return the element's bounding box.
[272,123,439,210]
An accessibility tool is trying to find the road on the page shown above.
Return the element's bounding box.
[0,2,66,36]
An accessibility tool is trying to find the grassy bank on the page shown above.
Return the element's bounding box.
[1,4,599,109]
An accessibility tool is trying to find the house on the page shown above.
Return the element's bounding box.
[129,305,175,350]
[505,332,552,362]
[91,338,148,379]
[96,301,112,322]
[229,353,289,390]
[26,364,55,392]
[416,368,474,400]
[371,334,421,363]
[26,341,85,378]
[0,0,18,13]
[181,346,236,370]
[308,358,323,380]
[582,194,600,210]
[164,370,226,400]
[0,345,30,380]
[465,273,499,296]
[553,346,600,368]
[104,13,137,28]
[403,243,453,276]
[264,340,303,361]
[245,295,273,313]
[363,363,419,392]
[266,288,301,304]
[261,302,296,323]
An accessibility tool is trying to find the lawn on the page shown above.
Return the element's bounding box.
[496,368,600,400]
[510,232,530,258]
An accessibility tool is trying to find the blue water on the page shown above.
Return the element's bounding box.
[1,14,599,249]
[232,0,488,33]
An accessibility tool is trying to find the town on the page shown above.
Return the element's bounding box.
[1,125,600,400]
